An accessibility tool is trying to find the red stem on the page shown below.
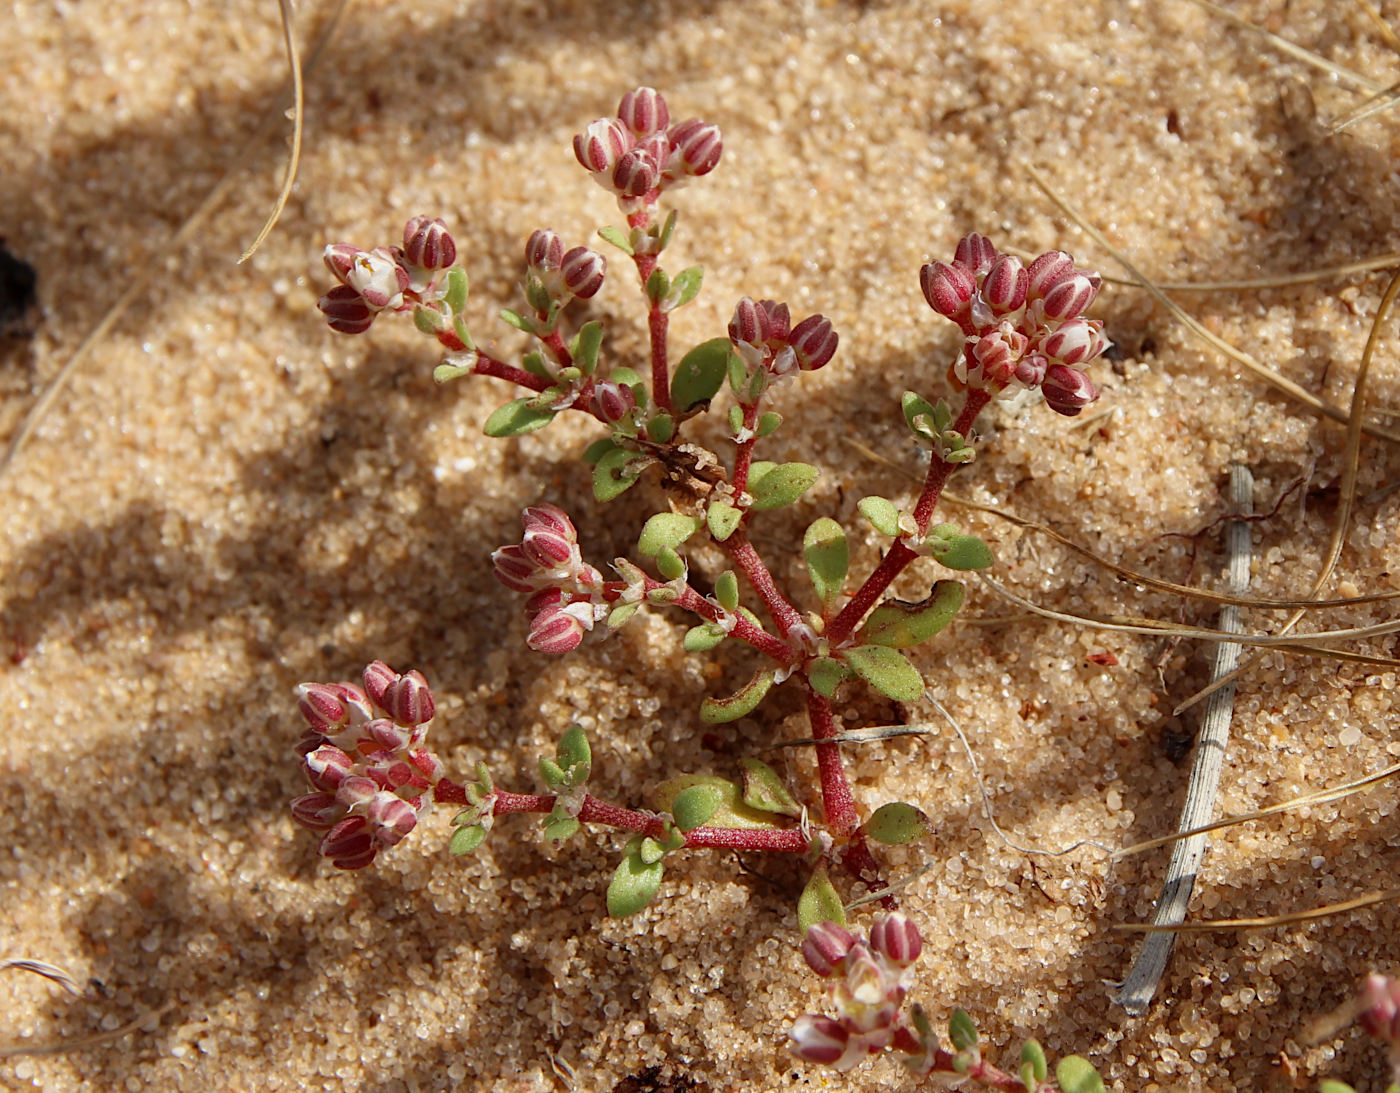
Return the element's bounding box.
[806,691,859,838]
[723,532,804,641]
[472,353,551,392]
[649,305,672,414]
[637,574,795,664]
[731,401,762,494]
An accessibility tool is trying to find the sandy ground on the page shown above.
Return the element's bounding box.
[2,0,1400,1090]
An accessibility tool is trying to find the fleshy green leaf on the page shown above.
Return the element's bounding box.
[521,350,552,379]
[715,571,739,613]
[593,447,644,501]
[949,1009,979,1053]
[612,366,642,387]
[638,836,666,865]
[657,209,678,250]
[756,411,782,438]
[654,546,686,581]
[571,321,605,375]
[855,581,965,649]
[671,784,723,832]
[807,656,851,698]
[449,824,488,855]
[556,725,591,783]
[842,645,924,703]
[707,500,744,542]
[858,495,902,537]
[1055,1057,1106,1093]
[1020,1040,1048,1091]
[638,513,704,557]
[597,224,633,255]
[664,265,703,312]
[583,438,618,463]
[803,517,848,610]
[543,814,580,846]
[683,623,727,652]
[539,758,565,791]
[670,338,733,413]
[727,405,745,435]
[607,602,640,630]
[865,801,931,845]
[738,758,802,818]
[700,670,774,724]
[749,462,818,511]
[797,866,846,934]
[925,527,994,570]
[652,774,783,830]
[484,398,556,437]
[646,413,675,443]
[607,835,665,917]
[499,307,536,334]
[433,359,475,384]
[902,391,951,440]
[1319,1083,1358,1093]
[442,267,469,313]
[645,267,670,306]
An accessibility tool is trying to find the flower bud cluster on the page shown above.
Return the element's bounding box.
[919,233,1108,416]
[318,217,470,349]
[491,504,610,655]
[727,298,839,385]
[789,914,924,1073]
[290,662,444,870]
[522,229,608,314]
[573,87,723,207]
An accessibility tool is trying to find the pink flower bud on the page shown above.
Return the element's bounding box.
[1040,271,1102,321]
[380,669,434,726]
[492,543,540,593]
[788,1014,851,1067]
[592,380,637,424]
[789,314,838,371]
[525,229,564,274]
[952,232,998,274]
[323,243,365,284]
[336,774,380,810]
[1040,318,1107,366]
[317,285,375,335]
[668,118,723,176]
[1026,250,1077,299]
[319,816,377,869]
[344,247,409,310]
[574,118,632,173]
[728,297,770,347]
[969,328,1029,388]
[526,594,589,655]
[303,743,355,791]
[869,913,922,968]
[401,215,456,270]
[366,717,414,751]
[802,921,858,977]
[297,682,351,733]
[366,791,419,847]
[617,86,670,137]
[290,792,342,830]
[561,246,606,299]
[521,524,575,570]
[980,254,1027,314]
[1042,363,1100,416]
[920,260,976,320]
[1013,352,1048,389]
[410,749,446,785]
[362,660,398,712]
[612,147,659,198]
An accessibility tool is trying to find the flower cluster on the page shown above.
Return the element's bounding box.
[318,216,469,349]
[920,232,1108,415]
[727,298,839,382]
[788,915,925,1072]
[290,662,444,869]
[573,86,723,208]
[522,229,607,313]
[491,504,610,655]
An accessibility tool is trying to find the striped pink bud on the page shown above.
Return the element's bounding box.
[366,792,419,847]
[336,774,380,810]
[290,792,342,830]
[297,682,351,733]
[919,260,976,320]
[317,285,375,335]
[380,669,434,726]
[612,147,659,198]
[1026,249,1077,299]
[1040,318,1107,366]
[789,314,839,371]
[802,921,858,978]
[343,247,409,310]
[525,229,564,273]
[323,243,365,283]
[868,912,922,968]
[303,743,355,792]
[617,86,670,137]
[788,1014,851,1067]
[668,118,723,176]
[573,117,631,173]
[952,231,998,274]
[592,380,637,424]
[402,215,456,270]
[492,543,540,593]
[319,816,377,869]
[1041,271,1101,321]
[980,254,1027,314]
[1042,363,1100,416]
[561,246,606,299]
[362,660,398,711]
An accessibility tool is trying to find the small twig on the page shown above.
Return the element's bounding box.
[238,0,305,263]
[1115,463,1253,1015]
[0,958,81,997]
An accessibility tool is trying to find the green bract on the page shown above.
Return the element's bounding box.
[593,446,644,501]
[1055,1056,1107,1093]
[857,495,902,537]
[706,500,743,541]
[738,757,802,817]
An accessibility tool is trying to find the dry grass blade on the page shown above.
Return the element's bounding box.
[1116,888,1400,933]
[239,0,305,263]
[0,1000,178,1059]
[1118,251,1400,291]
[1112,760,1400,861]
[0,958,80,996]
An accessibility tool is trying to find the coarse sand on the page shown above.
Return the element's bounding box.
[2,1,1400,1090]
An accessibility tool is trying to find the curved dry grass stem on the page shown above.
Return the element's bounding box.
[239,0,305,263]
[0,0,351,478]
[0,1000,178,1059]
[1105,250,1400,291]
[1116,888,1400,933]
[0,958,80,997]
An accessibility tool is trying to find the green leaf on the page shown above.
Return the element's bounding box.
[442,267,469,313]
[593,446,643,501]
[654,546,685,581]
[520,350,551,379]
[925,527,994,570]
[865,801,931,845]
[657,209,678,250]
[664,265,704,312]
[612,366,642,387]
[433,359,476,384]
[858,495,902,537]
[707,500,743,542]
[756,411,783,438]
[671,784,722,832]
[727,405,745,436]
[726,351,749,398]
[1020,1040,1048,1091]
[499,307,536,334]
[949,1009,979,1053]
[797,866,846,934]
[855,581,965,649]
[670,338,733,413]
[556,724,591,783]
[638,836,667,865]
[700,670,774,724]
[543,814,580,846]
[449,824,488,855]
[1055,1057,1106,1093]
[583,438,617,463]
[1319,1083,1358,1093]
[652,774,783,830]
[749,462,818,511]
[807,656,850,698]
[607,602,640,630]
[413,303,444,336]
[571,321,605,375]
[607,835,665,917]
[638,513,704,557]
[484,398,556,438]
[597,224,633,255]
[902,391,951,440]
[646,413,675,443]
[715,571,739,613]
[842,645,924,703]
[738,757,802,818]
[645,267,670,307]
[539,757,565,791]
[803,517,848,610]
[683,623,727,652]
